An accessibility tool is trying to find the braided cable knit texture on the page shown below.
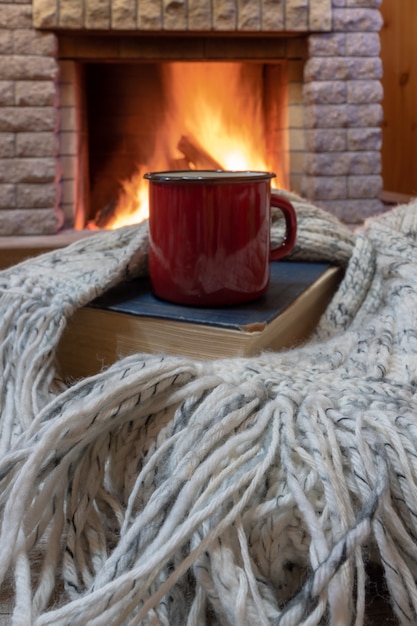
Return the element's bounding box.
[0,195,417,624]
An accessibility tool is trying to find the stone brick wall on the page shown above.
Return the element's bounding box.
[302,1,384,223]
[0,1,62,234]
[33,0,333,32]
[0,0,383,235]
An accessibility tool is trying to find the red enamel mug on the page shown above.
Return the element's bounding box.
[144,170,297,307]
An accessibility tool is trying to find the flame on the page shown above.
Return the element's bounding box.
[100,62,283,230]
[104,168,149,229]
[166,63,271,172]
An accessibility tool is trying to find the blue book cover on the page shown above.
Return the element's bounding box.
[89,261,333,332]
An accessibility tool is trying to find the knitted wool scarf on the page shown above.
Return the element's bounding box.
[0,193,416,625]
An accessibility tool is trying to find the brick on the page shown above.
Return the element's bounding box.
[0,29,13,55]
[111,0,136,29]
[0,82,14,106]
[15,81,55,106]
[301,175,348,200]
[32,0,58,29]
[13,30,56,56]
[163,0,187,29]
[285,0,308,31]
[346,103,383,126]
[0,57,57,81]
[59,0,84,29]
[347,127,381,151]
[0,133,15,157]
[345,32,380,56]
[0,184,15,209]
[0,157,56,184]
[347,80,382,104]
[306,150,381,176]
[212,0,237,30]
[0,108,55,132]
[137,0,162,29]
[304,152,352,175]
[237,0,261,30]
[318,199,384,223]
[348,151,381,175]
[188,0,212,30]
[0,208,62,235]
[0,5,32,29]
[308,33,346,56]
[16,132,57,157]
[348,174,382,197]
[304,104,349,128]
[85,0,111,29]
[304,81,347,104]
[261,0,284,30]
[309,0,332,31]
[304,129,347,152]
[305,57,382,82]
[16,182,56,207]
[333,8,383,32]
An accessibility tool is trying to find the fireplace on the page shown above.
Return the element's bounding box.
[0,0,384,236]
[81,56,291,229]
[59,33,305,231]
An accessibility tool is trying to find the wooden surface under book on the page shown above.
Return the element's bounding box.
[57,262,344,380]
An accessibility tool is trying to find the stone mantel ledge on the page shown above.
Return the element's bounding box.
[33,0,333,33]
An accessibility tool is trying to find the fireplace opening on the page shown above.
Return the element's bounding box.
[79,60,289,230]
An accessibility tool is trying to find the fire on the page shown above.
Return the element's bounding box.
[100,62,283,230]
[104,168,150,230]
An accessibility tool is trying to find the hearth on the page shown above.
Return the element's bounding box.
[57,32,305,231]
[82,58,290,229]
[0,0,384,236]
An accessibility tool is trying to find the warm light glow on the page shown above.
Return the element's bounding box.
[100,62,284,229]
[103,168,150,229]
[166,63,272,174]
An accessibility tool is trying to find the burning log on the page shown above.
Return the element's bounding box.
[168,157,191,171]
[177,134,223,170]
[94,200,118,229]
[94,135,225,229]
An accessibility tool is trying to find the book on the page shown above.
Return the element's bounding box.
[57,262,343,379]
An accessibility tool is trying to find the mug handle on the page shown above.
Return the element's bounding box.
[269,194,297,261]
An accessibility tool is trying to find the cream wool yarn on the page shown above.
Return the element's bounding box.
[0,194,417,624]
